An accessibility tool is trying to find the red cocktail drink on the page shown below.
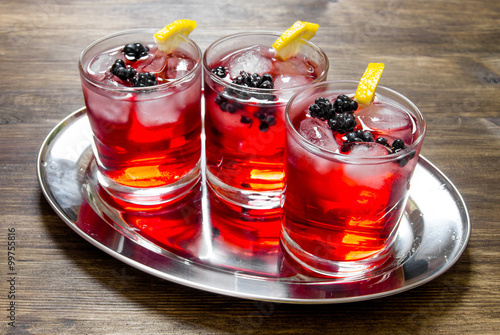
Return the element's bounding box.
[79,29,202,204]
[282,81,426,278]
[203,32,329,209]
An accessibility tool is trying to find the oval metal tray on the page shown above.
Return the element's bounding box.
[37,108,470,303]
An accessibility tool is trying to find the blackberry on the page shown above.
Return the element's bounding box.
[328,112,357,134]
[350,100,359,111]
[110,57,157,88]
[345,132,362,143]
[232,71,250,86]
[240,115,252,124]
[388,138,416,167]
[226,103,238,114]
[254,110,267,121]
[308,97,334,120]
[345,130,374,143]
[214,93,227,106]
[211,66,227,78]
[110,59,137,81]
[228,71,275,101]
[113,67,128,81]
[266,115,277,126]
[332,94,358,114]
[260,80,274,89]
[123,43,149,61]
[111,59,125,73]
[375,137,389,147]
[216,72,278,132]
[262,73,273,83]
[354,129,364,139]
[259,121,270,132]
[131,72,157,87]
[251,108,277,131]
[392,139,405,151]
[398,149,416,167]
[215,93,243,114]
[232,71,274,89]
[361,130,374,142]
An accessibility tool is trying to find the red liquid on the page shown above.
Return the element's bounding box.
[81,45,202,188]
[209,192,281,255]
[283,95,423,267]
[204,46,323,192]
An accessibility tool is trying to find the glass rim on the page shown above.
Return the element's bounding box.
[285,80,427,164]
[202,30,330,94]
[78,28,202,93]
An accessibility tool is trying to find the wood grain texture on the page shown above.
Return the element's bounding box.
[1,0,499,334]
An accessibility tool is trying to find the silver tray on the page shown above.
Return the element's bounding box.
[37,107,470,304]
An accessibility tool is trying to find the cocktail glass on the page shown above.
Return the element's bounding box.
[281,80,426,278]
[79,29,202,205]
[203,31,329,209]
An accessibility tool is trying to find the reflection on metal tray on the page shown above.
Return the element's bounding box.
[37,108,470,304]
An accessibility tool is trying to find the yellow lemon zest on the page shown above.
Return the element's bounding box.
[272,21,319,61]
[154,19,197,53]
[354,63,385,106]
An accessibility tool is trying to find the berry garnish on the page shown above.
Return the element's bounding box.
[360,130,374,142]
[332,94,358,113]
[384,138,417,167]
[307,94,417,163]
[232,71,274,89]
[375,137,389,147]
[309,97,333,120]
[213,71,277,132]
[214,93,243,114]
[391,139,405,151]
[328,112,357,134]
[211,66,227,78]
[110,59,137,81]
[222,72,275,102]
[240,115,252,124]
[345,132,362,143]
[111,59,126,73]
[347,130,373,142]
[123,43,149,61]
[109,59,157,87]
[131,72,157,87]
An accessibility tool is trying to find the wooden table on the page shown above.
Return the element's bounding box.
[1,0,499,333]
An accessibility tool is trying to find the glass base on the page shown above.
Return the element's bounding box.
[205,169,284,209]
[93,160,201,206]
[280,228,399,279]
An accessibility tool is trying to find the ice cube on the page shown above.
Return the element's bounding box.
[273,57,315,77]
[134,75,201,129]
[273,74,312,90]
[135,97,182,128]
[299,117,340,152]
[141,52,167,73]
[345,142,390,157]
[356,103,414,143]
[85,91,130,124]
[227,46,273,78]
[88,54,116,81]
[166,55,195,79]
[343,143,393,188]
